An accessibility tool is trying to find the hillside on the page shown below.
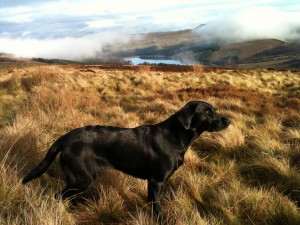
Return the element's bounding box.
[106,28,300,69]
[208,39,285,64]
[0,54,43,69]
[2,27,300,70]
[0,64,299,224]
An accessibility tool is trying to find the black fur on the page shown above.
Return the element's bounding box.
[22,101,230,218]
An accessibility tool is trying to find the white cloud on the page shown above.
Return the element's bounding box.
[21,31,31,37]
[1,1,300,59]
[197,7,300,43]
[86,20,117,29]
[0,6,33,23]
[0,33,130,60]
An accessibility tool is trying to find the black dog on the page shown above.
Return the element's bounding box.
[22,101,230,218]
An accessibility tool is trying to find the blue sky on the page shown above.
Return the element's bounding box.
[1,0,300,59]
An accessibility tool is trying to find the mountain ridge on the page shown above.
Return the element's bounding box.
[106,27,300,69]
[1,26,300,69]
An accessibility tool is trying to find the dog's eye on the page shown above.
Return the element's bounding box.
[205,110,212,116]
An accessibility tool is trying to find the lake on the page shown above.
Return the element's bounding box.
[127,57,182,65]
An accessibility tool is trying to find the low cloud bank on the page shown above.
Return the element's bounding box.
[0,32,130,60]
[195,8,300,44]
[1,7,300,60]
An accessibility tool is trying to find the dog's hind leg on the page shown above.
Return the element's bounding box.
[57,163,94,200]
[59,182,91,200]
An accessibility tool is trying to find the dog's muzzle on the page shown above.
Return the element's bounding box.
[221,117,231,127]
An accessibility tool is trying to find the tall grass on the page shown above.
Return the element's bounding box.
[0,65,299,224]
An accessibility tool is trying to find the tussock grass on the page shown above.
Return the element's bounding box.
[138,65,151,73]
[192,65,205,75]
[0,65,299,224]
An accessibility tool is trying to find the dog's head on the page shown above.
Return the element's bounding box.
[177,101,231,132]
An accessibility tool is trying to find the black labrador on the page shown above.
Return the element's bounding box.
[22,101,230,218]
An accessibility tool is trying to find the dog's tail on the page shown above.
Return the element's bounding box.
[22,139,63,184]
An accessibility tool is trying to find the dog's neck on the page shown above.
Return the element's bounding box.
[184,127,204,148]
[158,115,204,151]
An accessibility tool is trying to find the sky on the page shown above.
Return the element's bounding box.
[1,0,300,59]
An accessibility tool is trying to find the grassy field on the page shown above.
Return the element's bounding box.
[0,64,299,224]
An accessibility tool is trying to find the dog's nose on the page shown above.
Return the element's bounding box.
[221,117,231,126]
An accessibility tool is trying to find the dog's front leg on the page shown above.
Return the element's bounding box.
[148,180,164,218]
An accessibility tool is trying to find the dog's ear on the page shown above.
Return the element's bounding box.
[177,103,198,129]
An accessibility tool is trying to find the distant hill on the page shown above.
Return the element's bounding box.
[2,27,300,70]
[106,28,300,69]
[0,53,24,62]
[204,39,300,69]
[0,55,45,69]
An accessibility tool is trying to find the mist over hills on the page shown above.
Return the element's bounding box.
[104,25,300,69]
[2,3,300,69]
[1,25,300,70]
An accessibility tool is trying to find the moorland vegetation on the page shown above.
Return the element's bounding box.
[0,64,299,224]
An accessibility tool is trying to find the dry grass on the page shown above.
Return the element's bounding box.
[0,64,299,224]
[192,65,205,75]
[138,65,152,73]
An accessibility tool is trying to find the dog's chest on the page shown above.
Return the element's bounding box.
[175,151,185,168]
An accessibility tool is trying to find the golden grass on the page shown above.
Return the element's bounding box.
[192,64,205,75]
[0,64,299,224]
